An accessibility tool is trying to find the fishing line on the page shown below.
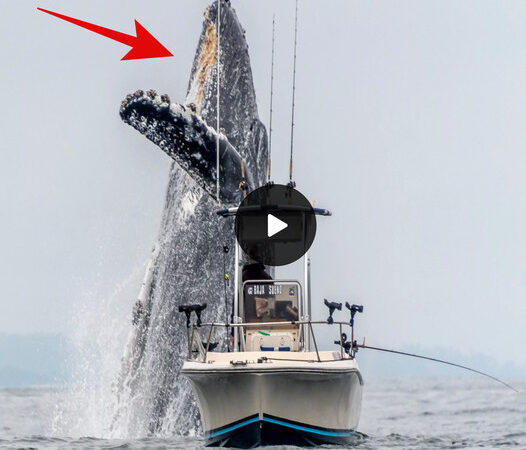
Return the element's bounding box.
[357,344,519,393]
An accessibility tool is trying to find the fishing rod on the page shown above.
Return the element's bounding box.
[288,0,299,185]
[267,15,276,183]
[221,243,230,352]
[356,343,519,393]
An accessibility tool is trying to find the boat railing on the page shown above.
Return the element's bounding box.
[184,320,358,364]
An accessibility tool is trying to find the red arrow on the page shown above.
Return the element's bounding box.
[37,7,173,61]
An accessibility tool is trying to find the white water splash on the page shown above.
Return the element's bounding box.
[51,265,145,438]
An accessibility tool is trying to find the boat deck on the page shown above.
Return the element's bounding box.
[182,351,362,374]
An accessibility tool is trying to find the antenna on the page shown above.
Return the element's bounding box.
[289,0,299,185]
[267,15,276,183]
[216,0,221,204]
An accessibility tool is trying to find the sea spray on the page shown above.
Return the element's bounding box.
[51,266,144,438]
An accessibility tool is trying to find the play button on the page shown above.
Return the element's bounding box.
[267,214,288,238]
[234,184,317,266]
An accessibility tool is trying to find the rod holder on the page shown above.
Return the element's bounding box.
[178,303,208,327]
[324,299,342,324]
[334,332,352,355]
[345,302,363,327]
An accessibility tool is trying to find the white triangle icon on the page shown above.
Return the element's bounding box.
[267,214,288,238]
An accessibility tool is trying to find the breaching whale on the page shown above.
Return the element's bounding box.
[113,0,268,436]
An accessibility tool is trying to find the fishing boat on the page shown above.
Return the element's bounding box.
[179,197,364,448]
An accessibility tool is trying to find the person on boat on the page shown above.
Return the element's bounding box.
[242,261,272,282]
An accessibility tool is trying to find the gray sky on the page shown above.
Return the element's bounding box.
[1,0,525,367]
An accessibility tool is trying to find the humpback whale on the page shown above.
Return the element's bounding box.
[113,0,268,436]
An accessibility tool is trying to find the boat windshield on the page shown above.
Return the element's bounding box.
[243,281,299,323]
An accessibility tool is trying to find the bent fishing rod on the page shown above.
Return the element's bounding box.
[355,343,519,393]
[323,301,519,393]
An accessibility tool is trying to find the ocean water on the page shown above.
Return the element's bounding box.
[0,377,524,449]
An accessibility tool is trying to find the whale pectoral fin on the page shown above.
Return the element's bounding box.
[120,89,252,204]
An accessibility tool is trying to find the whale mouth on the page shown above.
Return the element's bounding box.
[187,20,218,112]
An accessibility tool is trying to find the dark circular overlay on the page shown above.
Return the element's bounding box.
[234,184,317,266]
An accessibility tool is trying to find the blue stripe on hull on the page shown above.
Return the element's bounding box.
[261,416,353,437]
[208,415,259,438]
[206,414,354,447]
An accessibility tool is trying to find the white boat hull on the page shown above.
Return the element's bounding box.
[182,351,363,447]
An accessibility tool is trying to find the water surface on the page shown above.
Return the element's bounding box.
[1,377,524,449]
